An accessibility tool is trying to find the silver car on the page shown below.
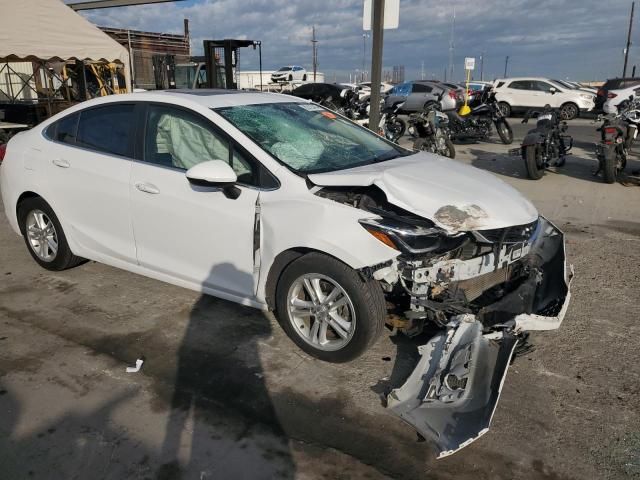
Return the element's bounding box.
[385,80,463,113]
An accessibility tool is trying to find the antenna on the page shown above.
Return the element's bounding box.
[311,26,318,82]
[448,7,455,82]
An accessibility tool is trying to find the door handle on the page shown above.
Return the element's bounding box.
[135,182,160,194]
[52,158,70,168]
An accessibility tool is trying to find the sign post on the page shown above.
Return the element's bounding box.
[459,57,475,115]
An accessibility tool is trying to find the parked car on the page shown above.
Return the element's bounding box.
[461,81,493,103]
[0,90,570,457]
[290,82,351,110]
[271,66,307,83]
[384,80,463,113]
[493,77,595,120]
[358,81,394,95]
[550,79,598,96]
[595,78,640,112]
[602,84,640,113]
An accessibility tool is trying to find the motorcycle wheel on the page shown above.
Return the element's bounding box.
[495,119,514,145]
[441,137,456,159]
[524,145,545,180]
[602,145,619,184]
[385,118,406,142]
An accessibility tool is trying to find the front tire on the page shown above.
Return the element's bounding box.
[495,118,514,144]
[17,197,83,271]
[559,102,578,120]
[524,145,545,180]
[274,253,386,363]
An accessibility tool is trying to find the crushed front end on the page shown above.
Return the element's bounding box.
[371,215,571,457]
[314,185,571,457]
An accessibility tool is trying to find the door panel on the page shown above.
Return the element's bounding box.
[45,106,136,263]
[130,162,258,297]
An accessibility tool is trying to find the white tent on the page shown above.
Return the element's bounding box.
[0,0,131,91]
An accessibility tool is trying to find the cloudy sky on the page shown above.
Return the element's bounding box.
[71,0,636,83]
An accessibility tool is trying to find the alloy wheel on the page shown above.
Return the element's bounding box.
[26,209,58,262]
[286,273,356,351]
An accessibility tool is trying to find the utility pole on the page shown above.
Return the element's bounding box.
[448,8,455,82]
[479,52,484,81]
[421,60,425,80]
[623,2,635,78]
[311,26,318,82]
[368,0,385,133]
[504,55,509,77]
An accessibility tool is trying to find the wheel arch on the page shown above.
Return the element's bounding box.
[15,191,45,233]
[264,247,372,311]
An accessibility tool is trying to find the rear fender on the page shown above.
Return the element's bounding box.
[521,132,544,147]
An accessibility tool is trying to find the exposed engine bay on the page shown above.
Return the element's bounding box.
[314,184,572,457]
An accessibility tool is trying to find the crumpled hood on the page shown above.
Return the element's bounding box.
[308,152,538,232]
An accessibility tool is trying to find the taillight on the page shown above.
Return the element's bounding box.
[0,143,6,163]
[596,88,604,96]
[607,92,617,99]
[448,91,457,99]
[603,126,618,144]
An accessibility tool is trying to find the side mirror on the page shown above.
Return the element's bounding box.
[549,87,557,94]
[186,160,240,198]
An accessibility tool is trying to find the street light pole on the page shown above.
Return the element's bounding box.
[504,55,509,78]
[479,52,484,81]
[368,0,385,133]
[623,2,635,77]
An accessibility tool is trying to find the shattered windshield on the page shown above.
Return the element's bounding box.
[215,102,408,174]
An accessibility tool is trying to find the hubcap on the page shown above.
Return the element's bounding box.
[26,210,58,262]
[286,274,356,351]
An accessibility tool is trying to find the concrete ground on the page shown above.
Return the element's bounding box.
[1,119,639,480]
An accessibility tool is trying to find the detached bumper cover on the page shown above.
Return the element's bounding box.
[386,216,571,458]
[387,318,517,458]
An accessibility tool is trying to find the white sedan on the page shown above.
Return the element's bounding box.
[0,90,571,457]
[270,66,307,83]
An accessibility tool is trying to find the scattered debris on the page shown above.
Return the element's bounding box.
[126,358,144,373]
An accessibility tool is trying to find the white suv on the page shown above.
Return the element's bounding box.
[493,77,595,119]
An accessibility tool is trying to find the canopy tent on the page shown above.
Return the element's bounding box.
[0,0,132,91]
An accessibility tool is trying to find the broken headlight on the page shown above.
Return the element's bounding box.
[359,218,468,255]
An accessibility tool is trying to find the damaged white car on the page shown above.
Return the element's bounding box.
[0,91,571,457]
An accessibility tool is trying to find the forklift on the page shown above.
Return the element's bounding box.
[153,39,262,91]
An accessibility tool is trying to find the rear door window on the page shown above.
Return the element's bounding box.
[412,83,432,93]
[76,104,136,157]
[508,80,533,90]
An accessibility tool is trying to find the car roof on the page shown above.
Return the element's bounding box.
[58,90,306,111]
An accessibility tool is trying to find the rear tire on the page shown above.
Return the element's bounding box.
[602,146,618,184]
[443,137,456,158]
[274,253,386,363]
[17,197,83,271]
[524,145,545,180]
[495,118,514,144]
[498,102,511,118]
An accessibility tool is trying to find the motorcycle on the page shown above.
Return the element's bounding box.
[510,105,572,180]
[594,95,640,183]
[445,86,514,145]
[379,100,406,143]
[408,102,455,158]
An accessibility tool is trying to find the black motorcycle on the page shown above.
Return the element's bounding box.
[380,100,407,143]
[445,87,514,144]
[408,103,455,158]
[511,105,572,180]
[595,96,640,183]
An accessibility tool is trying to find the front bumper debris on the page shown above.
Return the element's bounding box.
[387,317,517,458]
[385,216,571,457]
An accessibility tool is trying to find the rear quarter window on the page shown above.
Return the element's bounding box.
[45,112,80,144]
